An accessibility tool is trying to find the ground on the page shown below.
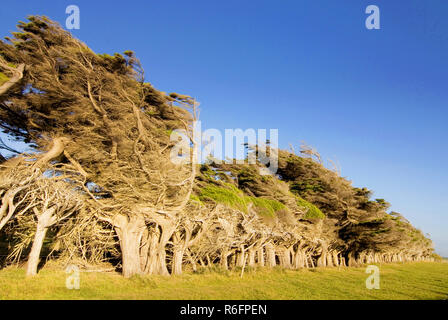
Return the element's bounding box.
[0,262,447,300]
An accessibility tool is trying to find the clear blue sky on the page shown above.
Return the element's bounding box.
[1,1,447,255]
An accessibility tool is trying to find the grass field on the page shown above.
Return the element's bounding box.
[0,262,447,300]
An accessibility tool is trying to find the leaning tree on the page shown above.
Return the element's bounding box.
[0,16,199,277]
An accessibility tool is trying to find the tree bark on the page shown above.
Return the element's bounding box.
[32,137,68,169]
[144,219,175,275]
[278,247,291,269]
[248,248,256,267]
[265,243,276,268]
[0,187,24,231]
[305,253,315,268]
[170,221,206,275]
[293,248,305,269]
[172,247,184,276]
[347,252,357,267]
[170,230,188,276]
[302,251,308,268]
[317,252,327,267]
[0,63,25,96]
[332,251,339,267]
[340,254,346,267]
[236,245,245,268]
[26,223,48,276]
[186,249,198,272]
[326,251,334,267]
[114,214,146,278]
[221,248,230,270]
[142,226,159,274]
[157,250,170,275]
[26,208,56,276]
[257,247,265,267]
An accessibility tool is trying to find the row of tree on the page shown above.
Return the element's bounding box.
[0,16,434,278]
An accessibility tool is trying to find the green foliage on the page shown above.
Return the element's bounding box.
[199,185,286,217]
[189,194,203,206]
[248,196,286,218]
[290,179,325,194]
[237,167,258,187]
[370,228,391,236]
[375,198,390,210]
[123,50,135,57]
[199,185,249,213]
[0,72,9,86]
[296,197,325,219]
[96,52,128,74]
[359,217,386,224]
[200,164,219,181]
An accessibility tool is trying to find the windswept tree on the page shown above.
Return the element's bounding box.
[0,16,198,277]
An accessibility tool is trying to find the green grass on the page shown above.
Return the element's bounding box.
[296,197,325,219]
[0,262,447,300]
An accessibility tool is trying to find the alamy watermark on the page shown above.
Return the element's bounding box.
[66,5,80,30]
[65,264,80,290]
[170,121,279,175]
[365,265,380,289]
[365,5,380,30]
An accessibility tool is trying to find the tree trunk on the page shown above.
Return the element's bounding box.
[248,248,256,267]
[156,221,176,275]
[358,252,366,264]
[304,253,310,268]
[236,245,246,268]
[347,252,357,267]
[140,228,150,270]
[265,243,276,268]
[332,251,339,267]
[172,247,184,276]
[26,207,56,276]
[0,63,25,96]
[326,251,334,267]
[317,252,327,267]
[0,188,22,231]
[304,251,315,268]
[278,247,291,269]
[142,226,159,274]
[293,249,305,269]
[230,253,237,269]
[114,214,146,278]
[186,250,198,272]
[171,230,190,276]
[143,219,175,276]
[221,249,230,270]
[157,249,170,275]
[33,137,68,169]
[26,223,48,276]
[340,254,346,267]
[257,247,265,267]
